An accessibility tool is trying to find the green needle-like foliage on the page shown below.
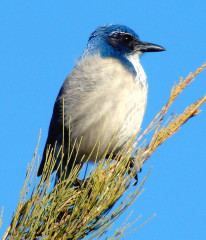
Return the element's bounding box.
[2,63,206,240]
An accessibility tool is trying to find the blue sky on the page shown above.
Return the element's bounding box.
[0,1,206,239]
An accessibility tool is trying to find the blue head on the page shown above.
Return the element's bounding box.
[82,24,165,74]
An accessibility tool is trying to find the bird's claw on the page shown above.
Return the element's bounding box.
[129,157,142,185]
[73,177,90,188]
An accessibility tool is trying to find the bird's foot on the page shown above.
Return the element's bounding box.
[129,157,142,186]
[106,154,142,185]
[73,177,90,188]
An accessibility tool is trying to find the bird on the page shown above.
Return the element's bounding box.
[37,24,165,182]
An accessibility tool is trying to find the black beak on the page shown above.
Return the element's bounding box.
[136,41,166,52]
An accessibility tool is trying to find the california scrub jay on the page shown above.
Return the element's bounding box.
[37,24,165,181]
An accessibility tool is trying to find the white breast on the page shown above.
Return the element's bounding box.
[126,53,147,85]
[115,54,148,151]
[62,55,148,160]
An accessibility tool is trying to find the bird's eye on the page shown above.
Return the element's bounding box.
[121,34,134,44]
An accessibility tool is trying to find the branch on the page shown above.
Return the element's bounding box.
[2,63,206,240]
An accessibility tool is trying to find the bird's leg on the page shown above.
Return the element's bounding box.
[106,154,142,185]
[129,156,142,185]
[73,154,142,187]
[73,162,91,187]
